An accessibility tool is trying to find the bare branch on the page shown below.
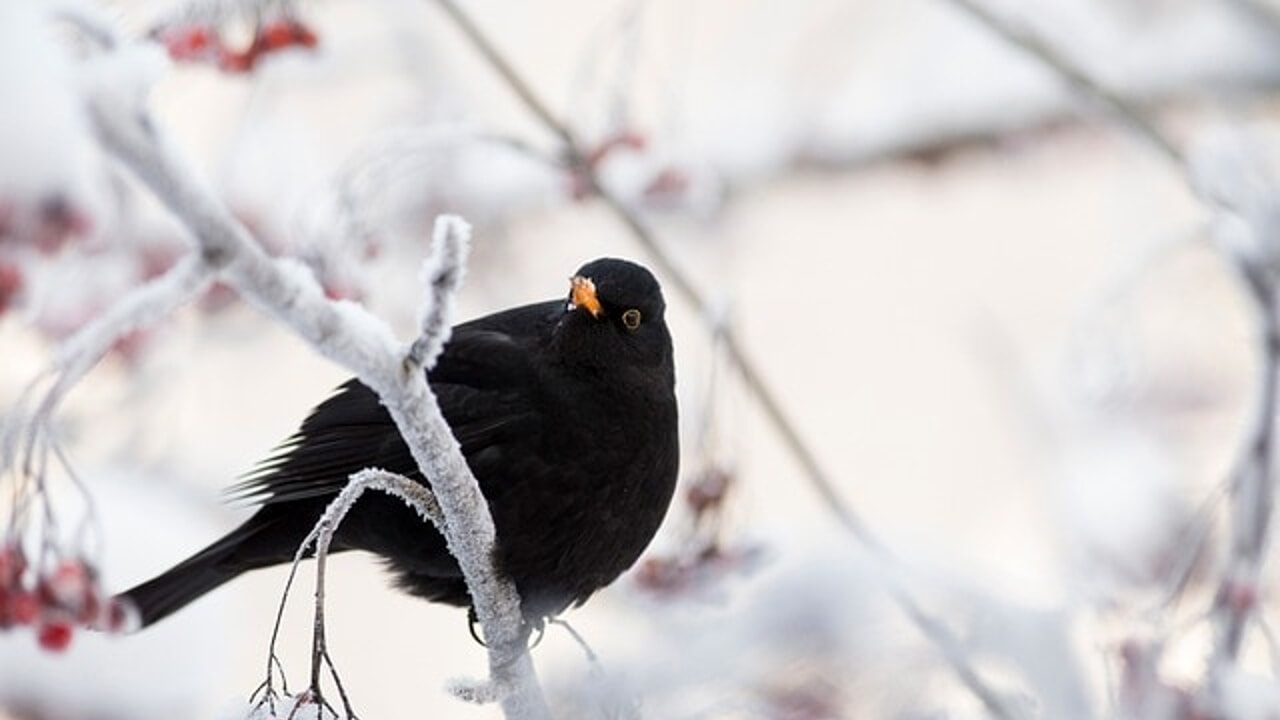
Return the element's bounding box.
[1187,128,1280,711]
[1222,0,1280,40]
[1211,257,1277,662]
[940,0,1184,164]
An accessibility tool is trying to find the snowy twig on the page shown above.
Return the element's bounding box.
[407,217,467,370]
[281,468,447,718]
[1211,257,1277,662]
[1,252,214,563]
[886,579,1025,718]
[51,0,123,50]
[80,32,549,719]
[37,255,212,427]
[941,0,1183,164]
[1187,129,1280,709]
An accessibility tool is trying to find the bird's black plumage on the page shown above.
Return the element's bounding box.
[119,258,679,627]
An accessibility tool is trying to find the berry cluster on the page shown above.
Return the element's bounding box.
[0,543,133,652]
[155,17,318,74]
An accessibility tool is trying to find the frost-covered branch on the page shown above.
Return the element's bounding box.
[276,468,445,718]
[407,218,467,370]
[72,27,548,720]
[2,254,212,478]
[1188,128,1280,707]
[1213,258,1277,661]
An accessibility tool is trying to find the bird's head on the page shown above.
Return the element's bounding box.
[555,257,672,371]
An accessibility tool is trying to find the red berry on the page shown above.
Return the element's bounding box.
[183,26,212,54]
[45,560,91,609]
[0,265,17,315]
[0,544,27,587]
[0,202,13,237]
[159,24,217,61]
[258,21,295,51]
[217,47,255,73]
[10,591,38,625]
[36,622,73,652]
[686,468,731,514]
[643,168,690,201]
[292,22,318,48]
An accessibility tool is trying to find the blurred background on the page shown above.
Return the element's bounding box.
[2,0,1279,717]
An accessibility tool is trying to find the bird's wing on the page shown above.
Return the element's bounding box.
[229,322,548,506]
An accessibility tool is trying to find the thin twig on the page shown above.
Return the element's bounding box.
[407,217,467,370]
[1222,0,1280,40]
[297,467,451,718]
[941,0,1183,165]
[1211,259,1278,662]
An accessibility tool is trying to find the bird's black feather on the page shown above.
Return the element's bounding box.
[119,259,679,626]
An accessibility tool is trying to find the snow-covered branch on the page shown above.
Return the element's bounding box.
[30,24,551,720]
[1188,129,1280,705]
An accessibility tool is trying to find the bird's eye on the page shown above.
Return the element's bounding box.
[621,308,642,330]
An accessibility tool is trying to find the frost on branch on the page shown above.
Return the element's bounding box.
[1188,126,1280,272]
[408,215,468,369]
[248,468,445,720]
[3,5,542,710]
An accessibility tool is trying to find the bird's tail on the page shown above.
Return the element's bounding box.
[116,516,286,629]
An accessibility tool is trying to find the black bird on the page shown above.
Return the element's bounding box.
[119,257,678,627]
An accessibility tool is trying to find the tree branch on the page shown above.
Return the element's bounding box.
[1187,128,1280,711]
[77,30,549,720]
[940,0,1184,165]
[1213,259,1277,661]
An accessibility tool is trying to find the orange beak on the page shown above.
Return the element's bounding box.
[569,276,603,317]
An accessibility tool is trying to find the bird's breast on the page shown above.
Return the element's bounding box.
[493,372,678,618]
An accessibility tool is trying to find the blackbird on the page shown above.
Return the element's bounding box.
[119,257,679,627]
